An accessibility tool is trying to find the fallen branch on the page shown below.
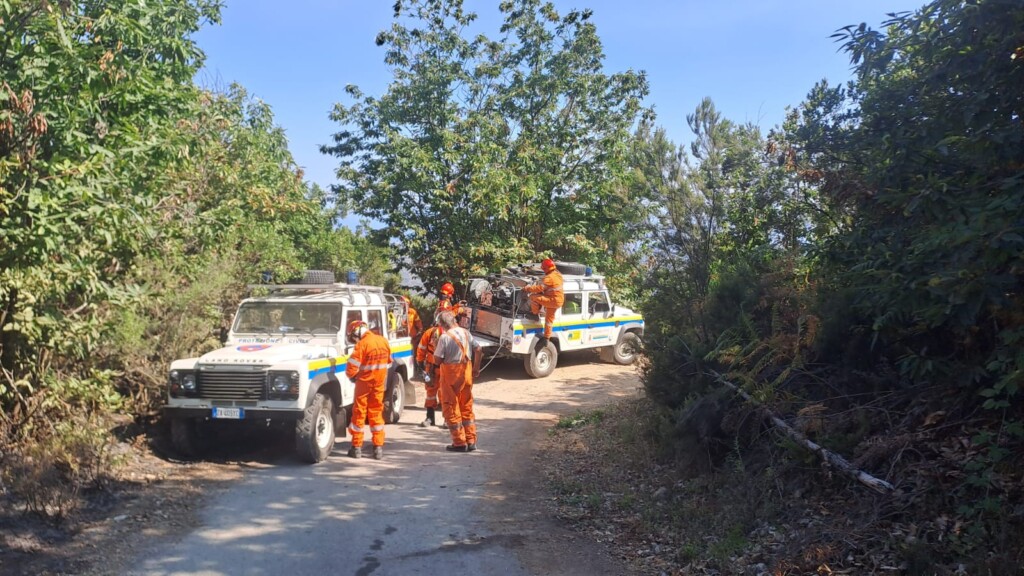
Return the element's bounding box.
[709,370,895,494]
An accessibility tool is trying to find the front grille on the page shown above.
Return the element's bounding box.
[198,370,267,401]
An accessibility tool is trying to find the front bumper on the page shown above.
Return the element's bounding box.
[163,405,305,420]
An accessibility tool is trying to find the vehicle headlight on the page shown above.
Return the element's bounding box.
[271,374,292,393]
[169,370,198,397]
[268,371,300,399]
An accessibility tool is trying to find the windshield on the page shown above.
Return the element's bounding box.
[232,302,343,336]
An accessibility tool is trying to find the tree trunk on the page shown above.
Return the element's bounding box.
[709,370,895,494]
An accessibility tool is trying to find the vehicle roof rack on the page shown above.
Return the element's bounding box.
[247,283,385,297]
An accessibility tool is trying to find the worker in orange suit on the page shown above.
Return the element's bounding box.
[438,281,455,311]
[524,258,564,342]
[415,319,445,428]
[433,310,482,452]
[403,295,423,344]
[344,320,392,460]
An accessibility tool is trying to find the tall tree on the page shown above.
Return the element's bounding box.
[809,0,1024,391]
[0,0,221,408]
[322,0,650,292]
[650,98,763,303]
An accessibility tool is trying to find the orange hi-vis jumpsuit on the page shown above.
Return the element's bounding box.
[345,330,392,449]
[415,326,442,409]
[408,306,423,341]
[525,268,564,338]
[434,327,478,448]
[437,296,454,314]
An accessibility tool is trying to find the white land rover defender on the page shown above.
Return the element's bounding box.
[464,262,644,378]
[163,273,417,463]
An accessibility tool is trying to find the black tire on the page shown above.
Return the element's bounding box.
[524,340,558,378]
[170,418,203,457]
[334,405,351,438]
[384,370,405,424]
[301,269,335,284]
[613,332,642,365]
[295,392,335,463]
[555,261,588,275]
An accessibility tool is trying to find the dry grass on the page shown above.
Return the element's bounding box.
[544,393,921,573]
[538,393,1024,576]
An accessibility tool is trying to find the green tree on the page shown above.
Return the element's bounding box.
[323,0,650,292]
[805,0,1024,394]
[0,0,221,417]
[103,87,395,410]
[645,99,764,324]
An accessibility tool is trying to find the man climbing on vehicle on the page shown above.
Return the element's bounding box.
[345,320,392,460]
[524,258,564,343]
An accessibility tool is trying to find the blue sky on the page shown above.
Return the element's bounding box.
[194,0,927,197]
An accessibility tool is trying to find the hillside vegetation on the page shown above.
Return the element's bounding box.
[0,0,391,517]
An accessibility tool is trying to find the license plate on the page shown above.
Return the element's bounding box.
[212,407,243,419]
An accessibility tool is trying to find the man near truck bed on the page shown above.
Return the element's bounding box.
[415,319,444,428]
[524,258,564,342]
[434,310,482,452]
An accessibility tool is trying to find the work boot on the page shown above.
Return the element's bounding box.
[420,408,435,428]
[445,444,468,453]
[373,446,384,460]
[347,446,361,459]
[536,336,549,348]
[524,312,540,321]
[467,443,477,452]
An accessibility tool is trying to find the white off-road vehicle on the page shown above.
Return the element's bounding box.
[163,272,417,463]
[464,262,644,378]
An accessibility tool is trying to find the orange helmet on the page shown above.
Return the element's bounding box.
[541,258,556,272]
[401,295,411,305]
[347,320,367,339]
[440,282,455,297]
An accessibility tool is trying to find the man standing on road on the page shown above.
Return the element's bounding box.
[433,310,482,452]
[524,258,564,344]
[415,317,445,428]
[345,320,392,460]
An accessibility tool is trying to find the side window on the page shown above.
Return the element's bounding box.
[587,291,611,316]
[367,309,385,338]
[388,300,409,337]
[561,292,583,315]
[344,309,363,346]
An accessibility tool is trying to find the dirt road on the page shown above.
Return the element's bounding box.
[116,353,641,576]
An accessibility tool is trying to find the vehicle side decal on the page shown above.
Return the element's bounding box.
[511,315,644,336]
[306,343,414,380]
